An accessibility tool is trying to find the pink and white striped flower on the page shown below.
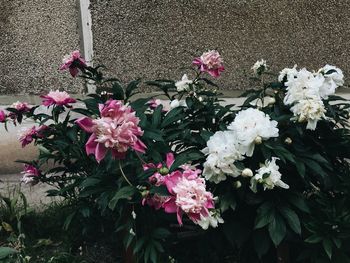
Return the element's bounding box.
[76,100,146,163]
[193,50,224,78]
[41,90,76,107]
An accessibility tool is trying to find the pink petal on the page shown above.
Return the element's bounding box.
[132,139,146,153]
[95,143,108,163]
[163,197,177,213]
[86,134,98,155]
[75,117,95,133]
[165,153,175,168]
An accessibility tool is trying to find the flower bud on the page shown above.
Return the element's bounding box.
[268,97,276,105]
[233,181,242,189]
[254,136,263,144]
[284,137,292,145]
[241,168,253,178]
[141,190,149,198]
[159,167,169,175]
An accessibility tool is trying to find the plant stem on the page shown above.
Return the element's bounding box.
[119,161,133,186]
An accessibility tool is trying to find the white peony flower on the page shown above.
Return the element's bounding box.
[227,108,279,157]
[251,59,267,74]
[202,131,243,183]
[290,96,326,130]
[197,211,224,230]
[317,65,344,99]
[278,65,298,82]
[284,68,324,105]
[175,74,193,92]
[250,157,289,193]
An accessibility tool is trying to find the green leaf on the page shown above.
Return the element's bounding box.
[253,230,271,258]
[323,239,333,259]
[285,193,310,213]
[268,214,286,246]
[108,186,136,210]
[161,107,184,128]
[279,207,301,234]
[169,151,204,172]
[125,79,140,99]
[305,234,323,244]
[255,202,275,229]
[151,105,163,128]
[112,82,125,100]
[0,247,18,259]
[143,128,164,142]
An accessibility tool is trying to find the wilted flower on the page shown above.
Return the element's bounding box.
[18,125,47,148]
[317,64,344,99]
[41,90,76,107]
[192,50,224,78]
[59,50,87,77]
[278,65,298,82]
[21,164,40,186]
[197,210,224,230]
[284,68,324,105]
[175,74,193,92]
[290,96,326,130]
[250,157,289,192]
[251,59,267,75]
[76,99,146,162]
[227,108,279,157]
[202,131,243,183]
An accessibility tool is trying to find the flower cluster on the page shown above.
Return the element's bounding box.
[202,108,279,185]
[281,64,344,130]
[76,99,146,162]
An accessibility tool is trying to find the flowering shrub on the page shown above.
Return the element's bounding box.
[3,50,350,262]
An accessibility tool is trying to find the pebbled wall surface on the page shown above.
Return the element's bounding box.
[0,0,83,95]
[90,0,350,90]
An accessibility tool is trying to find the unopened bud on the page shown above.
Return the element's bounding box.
[268,97,276,105]
[233,181,242,189]
[254,136,263,144]
[241,168,253,178]
[284,137,292,145]
[159,167,169,175]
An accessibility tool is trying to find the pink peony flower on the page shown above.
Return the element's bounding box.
[41,90,76,107]
[18,125,47,148]
[192,50,224,78]
[21,164,40,186]
[144,164,215,226]
[10,101,31,113]
[76,99,146,163]
[0,110,6,122]
[59,50,87,77]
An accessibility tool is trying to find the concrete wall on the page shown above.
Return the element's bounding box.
[0,0,82,95]
[91,0,350,90]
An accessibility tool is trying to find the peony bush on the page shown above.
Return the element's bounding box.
[2,50,350,262]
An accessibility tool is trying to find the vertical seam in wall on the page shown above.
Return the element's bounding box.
[77,0,95,93]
